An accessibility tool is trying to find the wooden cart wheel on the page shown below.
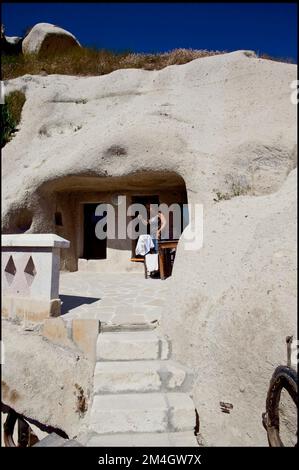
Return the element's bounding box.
[262,365,297,447]
[3,410,39,447]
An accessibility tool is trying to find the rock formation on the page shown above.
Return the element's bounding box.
[2,48,297,445]
[22,22,81,56]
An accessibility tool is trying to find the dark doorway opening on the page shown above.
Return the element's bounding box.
[83,203,107,259]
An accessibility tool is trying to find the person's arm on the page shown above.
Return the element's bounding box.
[137,213,148,225]
[157,212,167,238]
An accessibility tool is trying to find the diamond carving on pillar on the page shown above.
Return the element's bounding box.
[24,256,37,285]
[4,255,17,285]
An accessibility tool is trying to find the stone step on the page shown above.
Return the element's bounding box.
[93,360,193,394]
[100,308,162,332]
[86,431,199,447]
[96,331,170,361]
[89,392,196,434]
[100,319,159,332]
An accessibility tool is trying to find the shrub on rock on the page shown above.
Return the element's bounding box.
[1,90,26,147]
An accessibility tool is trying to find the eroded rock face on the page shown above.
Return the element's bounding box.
[2,321,93,438]
[22,22,81,56]
[162,168,297,446]
[2,51,297,445]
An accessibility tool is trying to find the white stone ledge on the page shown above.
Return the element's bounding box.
[2,233,70,248]
[2,233,70,321]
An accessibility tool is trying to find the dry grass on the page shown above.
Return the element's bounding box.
[2,47,295,81]
[5,90,26,123]
[259,53,296,64]
[2,47,226,80]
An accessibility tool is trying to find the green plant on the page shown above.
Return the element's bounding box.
[231,182,249,197]
[1,90,26,147]
[213,181,250,202]
[213,191,231,202]
[1,102,15,147]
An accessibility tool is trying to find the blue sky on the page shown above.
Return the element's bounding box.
[2,2,297,60]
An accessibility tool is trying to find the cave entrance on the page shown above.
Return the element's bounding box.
[51,171,189,276]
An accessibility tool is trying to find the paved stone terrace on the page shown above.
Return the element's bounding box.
[59,271,169,328]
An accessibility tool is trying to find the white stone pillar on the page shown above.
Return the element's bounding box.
[1,234,70,322]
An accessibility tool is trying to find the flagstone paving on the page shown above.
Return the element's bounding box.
[59,271,168,328]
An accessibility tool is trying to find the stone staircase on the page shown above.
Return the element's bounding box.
[86,321,199,446]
